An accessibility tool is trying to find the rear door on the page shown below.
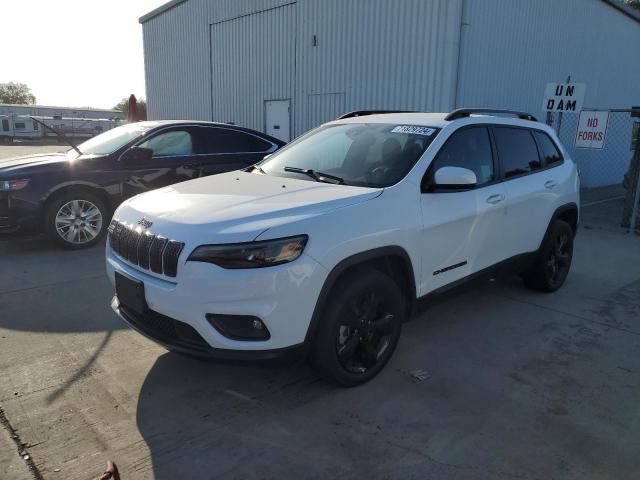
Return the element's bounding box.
[193,126,278,176]
[493,127,549,257]
[420,126,506,292]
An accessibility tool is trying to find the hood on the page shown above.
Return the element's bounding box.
[0,152,69,175]
[116,171,382,243]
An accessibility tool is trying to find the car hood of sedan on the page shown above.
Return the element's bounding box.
[0,152,69,174]
[117,170,382,243]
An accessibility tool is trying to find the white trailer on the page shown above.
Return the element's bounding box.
[0,114,122,143]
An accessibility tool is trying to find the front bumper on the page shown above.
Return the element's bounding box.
[0,192,39,233]
[111,296,307,361]
[106,244,328,354]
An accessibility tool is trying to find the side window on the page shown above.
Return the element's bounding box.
[2,119,9,131]
[202,128,272,154]
[429,127,495,185]
[493,127,541,178]
[533,130,563,167]
[138,130,194,157]
[14,122,26,130]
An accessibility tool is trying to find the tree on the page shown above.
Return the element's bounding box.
[114,97,147,121]
[626,0,640,10]
[0,82,36,104]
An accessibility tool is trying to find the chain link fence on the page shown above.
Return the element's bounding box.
[551,109,640,232]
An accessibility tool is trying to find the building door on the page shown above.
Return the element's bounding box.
[265,100,290,142]
[210,4,295,136]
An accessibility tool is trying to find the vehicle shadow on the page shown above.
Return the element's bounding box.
[133,276,515,480]
[134,352,346,479]
[0,235,122,333]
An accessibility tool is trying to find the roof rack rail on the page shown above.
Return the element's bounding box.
[445,108,538,122]
[338,110,415,120]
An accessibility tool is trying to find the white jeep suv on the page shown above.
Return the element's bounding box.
[106,109,579,386]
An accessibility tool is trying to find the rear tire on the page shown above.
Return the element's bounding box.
[312,267,405,386]
[44,190,109,249]
[525,220,574,292]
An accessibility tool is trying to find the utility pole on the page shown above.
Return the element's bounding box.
[556,75,571,135]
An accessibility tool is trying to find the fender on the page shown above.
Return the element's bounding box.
[304,246,417,345]
[539,202,579,249]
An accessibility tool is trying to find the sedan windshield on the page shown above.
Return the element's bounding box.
[259,123,439,187]
[66,123,152,158]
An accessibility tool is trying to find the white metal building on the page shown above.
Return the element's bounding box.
[140,0,640,185]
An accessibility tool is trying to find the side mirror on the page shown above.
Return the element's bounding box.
[425,166,477,192]
[121,146,153,163]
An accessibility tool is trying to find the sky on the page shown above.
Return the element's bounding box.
[1,0,168,109]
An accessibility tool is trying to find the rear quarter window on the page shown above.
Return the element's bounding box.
[493,127,541,179]
[533,130,563,167]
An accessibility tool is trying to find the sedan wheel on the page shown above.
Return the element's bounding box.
[55,199,103,245]
[44,191,109,249]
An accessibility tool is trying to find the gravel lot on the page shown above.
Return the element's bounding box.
[1,144,639,480]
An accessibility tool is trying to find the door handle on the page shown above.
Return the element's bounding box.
[486,194,505,205]
[544,180,558,189]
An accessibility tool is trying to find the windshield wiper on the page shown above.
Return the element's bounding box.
[30,117,82,155]
[283,166,344,185]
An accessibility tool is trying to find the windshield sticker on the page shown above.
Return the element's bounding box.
[391,125,436,136]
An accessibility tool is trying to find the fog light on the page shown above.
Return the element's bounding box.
[206,314,270,341]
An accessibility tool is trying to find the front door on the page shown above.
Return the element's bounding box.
[120,127,200,199]
[419,126,505,294]
[265,100,291,142]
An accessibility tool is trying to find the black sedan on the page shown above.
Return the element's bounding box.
[0,121,285,248]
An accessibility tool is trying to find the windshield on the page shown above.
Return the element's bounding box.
[259,123,439,187]
[66,123,152,158]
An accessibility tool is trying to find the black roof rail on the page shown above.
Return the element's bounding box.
[445,108,538,122]
[338,110,415,120]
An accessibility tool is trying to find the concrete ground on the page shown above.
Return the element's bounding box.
[1,144,639,479]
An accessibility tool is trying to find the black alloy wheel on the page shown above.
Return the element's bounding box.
[525,219,574,292]
[312,267,405,386]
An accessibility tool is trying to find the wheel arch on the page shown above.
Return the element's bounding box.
[304,246,417,345]
[536,202,579,253]
[549,202,579,237]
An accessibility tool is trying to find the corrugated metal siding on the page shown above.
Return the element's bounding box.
[457,0,640,113]
[142,0,293,120]
[210,3,296,130]
[294,0,462,134]
[457,0,640,187]
[141,0,639,184]
[143,0,462,135]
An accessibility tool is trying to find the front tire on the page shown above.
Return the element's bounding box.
[312,267,405,386]
[525,220,574,292]
[44,190,109,249]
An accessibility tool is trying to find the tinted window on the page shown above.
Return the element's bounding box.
[493,128,541,178]
[15,122,26,130]
[429,127,494,185]
[204,128,271,154]
[33,121,39,130]
[2,119,8,131]
[139,130,194,156]
[533,130,562,166]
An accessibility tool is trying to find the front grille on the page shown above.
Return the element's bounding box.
[108,219,185,278]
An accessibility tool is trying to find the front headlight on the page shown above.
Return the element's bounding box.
[188,235,308,269]
[0,179,30,191]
